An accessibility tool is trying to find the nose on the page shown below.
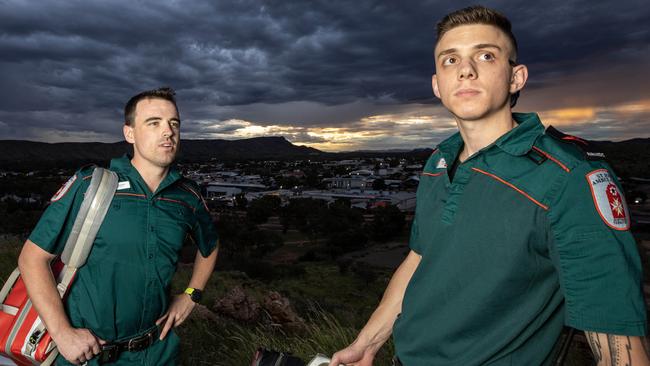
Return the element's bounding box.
[458,59,477,80]
[162,122,174,138]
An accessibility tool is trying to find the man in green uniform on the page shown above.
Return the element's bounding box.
[330,6,648,366]
[18,87,219,365]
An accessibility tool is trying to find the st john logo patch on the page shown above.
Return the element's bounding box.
[586,169,629,230]
[51,174,77,202]
[436,158,447,169]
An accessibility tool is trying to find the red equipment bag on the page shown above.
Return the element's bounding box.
[0,261,66,365]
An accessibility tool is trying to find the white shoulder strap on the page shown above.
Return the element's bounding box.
[57,167,118,296]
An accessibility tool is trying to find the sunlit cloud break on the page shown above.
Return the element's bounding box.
[181,98,650,152]
[537,99,650,141]
[184,106,460,152]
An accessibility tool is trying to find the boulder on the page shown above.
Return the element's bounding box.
[262,291,305,331]
[213,286,261,322]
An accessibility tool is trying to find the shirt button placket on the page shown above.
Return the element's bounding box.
[143,199,156,329]
[442,163,471,224]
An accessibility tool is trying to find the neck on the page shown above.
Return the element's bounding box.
[456,108,515,161]
[130,157,169,193]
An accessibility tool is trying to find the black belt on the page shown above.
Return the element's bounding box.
[97,327,158,364]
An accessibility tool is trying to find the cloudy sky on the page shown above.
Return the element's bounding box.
[1,0,649,151]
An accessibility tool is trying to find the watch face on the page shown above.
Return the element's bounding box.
[190,289,202,302]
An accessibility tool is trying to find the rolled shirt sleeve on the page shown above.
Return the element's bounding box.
[546,160,646,335]
[188,183,219,257]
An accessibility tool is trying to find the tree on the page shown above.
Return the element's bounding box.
[368,204,405,241]
[280,198,328,242]
[234,193,247,209]
[214,212,247,259]
[246,195,281,224]
[327,228,368,257]
[215,212,284,259]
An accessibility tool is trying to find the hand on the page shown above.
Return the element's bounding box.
[329,341,377,366]
[156,293,196,340]
[52,327,105,365]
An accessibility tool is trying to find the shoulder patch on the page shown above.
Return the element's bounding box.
[51,174,77,202]
[546,126,605,160]
[586,169,629,231]
[436,157,447,169]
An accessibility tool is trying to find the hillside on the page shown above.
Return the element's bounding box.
[0,137,326,169]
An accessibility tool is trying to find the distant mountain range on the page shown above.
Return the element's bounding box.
[0,137,326,169]
[0,136,649,177]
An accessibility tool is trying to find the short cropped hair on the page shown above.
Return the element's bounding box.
[436,5,518,61]
[436,6,520,107]
[124,87,178,126]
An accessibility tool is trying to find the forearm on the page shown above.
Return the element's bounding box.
[18,240,72,339]
[585,332,650,366]
[187,245,218,290]
[353,250,421,353]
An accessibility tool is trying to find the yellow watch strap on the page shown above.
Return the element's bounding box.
[184,287,195,295]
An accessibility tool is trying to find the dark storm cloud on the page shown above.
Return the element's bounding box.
[0,0,648,144]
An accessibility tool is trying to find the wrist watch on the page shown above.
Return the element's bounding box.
[184,287,203,303]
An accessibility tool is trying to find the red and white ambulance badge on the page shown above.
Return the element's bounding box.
[436,158,447,169]
[51,174,77,202]
[586,169,629,230]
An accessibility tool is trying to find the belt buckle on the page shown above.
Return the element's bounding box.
[98,344,120,365]
[127,332,152,352]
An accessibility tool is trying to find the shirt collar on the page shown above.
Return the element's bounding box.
[109,154,181,195]
[437,131,464,167]
[494,112,545,156]
[436,112,544,162]
[109,154,134,173]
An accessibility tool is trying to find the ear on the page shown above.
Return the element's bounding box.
[509,64,528,94]
[432,74,441,99]
[123,124,135,144]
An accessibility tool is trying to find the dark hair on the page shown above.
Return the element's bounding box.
[437,5,518,60]
[124,87,178,125]
[436,6,520,107]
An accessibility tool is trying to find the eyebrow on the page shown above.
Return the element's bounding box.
[144,117,181,123]
[474,43,502,51]
[436,43,503,59]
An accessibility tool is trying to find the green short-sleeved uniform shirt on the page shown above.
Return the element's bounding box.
[392,113,646,366]
[29,156,219,365]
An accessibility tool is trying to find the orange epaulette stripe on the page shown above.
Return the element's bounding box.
[115,192,146,198]
[156,197,195,212]
[472,167,549,210]
[82,175,92,180]
[531,146,570,172]
[431,148,439,155]
[179,182,200,199]
[179,182,209,213]
[562,135,588,145]
[422,172,444,177]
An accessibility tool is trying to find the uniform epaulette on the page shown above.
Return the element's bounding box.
[545,126,606,161]
[178,178,209,212]
[179,177,200,189]
[78,163,97,171]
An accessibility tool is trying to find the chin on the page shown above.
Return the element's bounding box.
[155,155,176,168]
[444,100,489,121]
[451,108,490,122]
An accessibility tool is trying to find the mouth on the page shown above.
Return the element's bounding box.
[159,141,176,149]
[454,88,481,97]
